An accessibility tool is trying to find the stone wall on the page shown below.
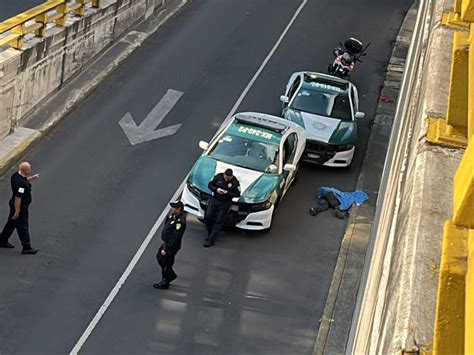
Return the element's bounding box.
[0,0,163,139]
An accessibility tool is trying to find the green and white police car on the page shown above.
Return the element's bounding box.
[181,112,306,230]
[280,72,365,167]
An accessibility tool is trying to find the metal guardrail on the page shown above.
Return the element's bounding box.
[0,0,100,49]
[345,0,432,352]
[348,0,474,350]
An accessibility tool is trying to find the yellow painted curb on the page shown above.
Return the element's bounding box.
[0,131,41,176]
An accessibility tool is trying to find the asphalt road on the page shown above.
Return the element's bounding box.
[0,0,411,354]
[0,1,45,22]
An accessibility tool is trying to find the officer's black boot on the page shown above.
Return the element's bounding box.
[0,233,14,248]
[0,242,14,248]
[203,238,214,248]
[0,236,14,248]
[21,245,38,255]
[153,281,170,289]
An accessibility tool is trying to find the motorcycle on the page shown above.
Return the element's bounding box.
[328,37,370,79]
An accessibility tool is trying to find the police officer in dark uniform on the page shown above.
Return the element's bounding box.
[204,168,240,247]
[154,201,186,290]
[0,162,39,254]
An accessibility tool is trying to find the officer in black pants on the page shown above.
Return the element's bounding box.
[0,162,39,254]
[154,201,186,290]
[204,168,240,247]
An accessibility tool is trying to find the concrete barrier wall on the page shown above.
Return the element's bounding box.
[349,0,470,352]
[375,26,457,354]
[365,0,465,352]
[0,0,163,139]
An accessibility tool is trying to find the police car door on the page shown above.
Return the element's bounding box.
[351,85,360,116]
[282,74,302,110]
[282,132,299,194]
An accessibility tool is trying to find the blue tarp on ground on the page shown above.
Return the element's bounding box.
[317,187,369,211]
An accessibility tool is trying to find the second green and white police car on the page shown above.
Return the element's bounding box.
[280,71,365,167]
[181,112,306,230]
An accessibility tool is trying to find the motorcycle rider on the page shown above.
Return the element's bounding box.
[328,37,365,78]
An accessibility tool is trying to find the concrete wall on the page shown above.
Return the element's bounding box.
[368,0,465,352]
[0,0,163,139]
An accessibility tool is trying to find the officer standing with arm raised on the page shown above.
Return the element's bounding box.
[204,168,240,248]
[154,201,186,290]
[0,162,39,254]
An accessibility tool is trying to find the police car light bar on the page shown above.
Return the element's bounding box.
[303,72,349,89]
[234,114,288,133]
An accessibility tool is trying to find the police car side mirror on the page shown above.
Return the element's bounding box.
[355,111,365,119]
[198,141,209,150]
[283,163,297,172]
[280,95,289,104]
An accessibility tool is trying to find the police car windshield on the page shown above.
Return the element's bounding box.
[291,86,352,121]
[209,134,280,173]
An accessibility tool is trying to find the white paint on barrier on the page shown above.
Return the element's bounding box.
[145,6,155,20]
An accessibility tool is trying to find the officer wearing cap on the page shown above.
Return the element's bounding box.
[204,168,240,247]
[154,200,187,290]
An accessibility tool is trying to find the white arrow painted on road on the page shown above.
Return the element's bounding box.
[70,1,308,353]
[119,89,183,145]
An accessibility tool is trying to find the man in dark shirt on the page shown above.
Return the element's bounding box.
[203,168,241,248]
[154,201,187,290]
[0,162,39,254]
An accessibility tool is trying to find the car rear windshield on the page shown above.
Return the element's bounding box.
[291,87,352,121]
[209,134,280,173]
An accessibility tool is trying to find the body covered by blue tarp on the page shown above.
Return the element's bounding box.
[317,187,368,211]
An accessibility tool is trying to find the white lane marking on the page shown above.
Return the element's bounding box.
[226,0,308,121]
[69,181,186,355]
[70,1,307,353]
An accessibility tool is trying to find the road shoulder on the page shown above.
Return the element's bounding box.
[313,3,419,354]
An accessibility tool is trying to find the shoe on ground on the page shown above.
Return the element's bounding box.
[21,248,38,255]
[153,281,170,289]
[335,209,347,219]
[203,239,214,248]
[309,207,323,216]
[0,242,14,248]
